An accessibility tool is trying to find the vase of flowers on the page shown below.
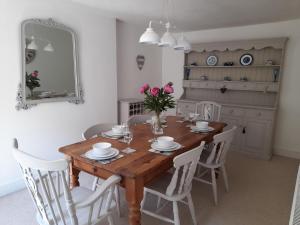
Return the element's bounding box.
[140,82,175,133]
[26,70,40,98]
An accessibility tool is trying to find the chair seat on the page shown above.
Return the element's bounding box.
[36,186,115,225]
[145,172,189,201]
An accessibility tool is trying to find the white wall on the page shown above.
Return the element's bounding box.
[0,0,117,196]
[162,19,300,157]
[117,21,162,99]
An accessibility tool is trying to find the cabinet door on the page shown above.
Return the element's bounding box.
[242,119,273,157]
[220,115,243,151]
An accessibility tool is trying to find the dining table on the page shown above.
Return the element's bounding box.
[58,116,226,225]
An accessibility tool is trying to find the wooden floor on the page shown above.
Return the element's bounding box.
[0,151,299,225]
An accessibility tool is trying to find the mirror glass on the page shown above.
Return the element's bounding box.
[17,19,83,110]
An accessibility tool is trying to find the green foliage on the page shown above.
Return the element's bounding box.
[26,71,40,91]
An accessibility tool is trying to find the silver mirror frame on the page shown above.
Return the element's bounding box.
[16,18,84,110]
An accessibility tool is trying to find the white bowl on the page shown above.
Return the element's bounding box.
[196,121,209,130]
[112,125,124,134]
[157,136,174,148]
[92,142,112,156]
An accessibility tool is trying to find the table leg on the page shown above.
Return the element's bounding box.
[125,177,144,225]
[70,165,80,188]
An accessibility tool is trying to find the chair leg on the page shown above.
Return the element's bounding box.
[156,196,161,209]
[211,168,218,205]
[141,190,147,210]
[107,214,115,225]
[187,193,197,225]
[114,186,121,217]
[221,165,229,192]
[173,201,180,225]
[92,177,99,191]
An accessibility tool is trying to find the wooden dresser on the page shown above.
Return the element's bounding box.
[177,38,288,159]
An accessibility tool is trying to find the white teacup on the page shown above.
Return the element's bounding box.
[92,142,112,156]
[112,125,125,134]
[157,136,174,148]
[196,121,209,130]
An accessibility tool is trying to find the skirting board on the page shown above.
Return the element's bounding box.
[0,178,25,198]
[274,147,300,159]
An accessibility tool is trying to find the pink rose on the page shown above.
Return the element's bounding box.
[150,87,160,97]
[139,83,150,94]
[164,84,174,94]
[32,71,38,77]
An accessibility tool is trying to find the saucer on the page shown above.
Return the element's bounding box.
[103,130,124,137]
[85,148,119,160]
[191,126,214,132]
[151,142,181,152]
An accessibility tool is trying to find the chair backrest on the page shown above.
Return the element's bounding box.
[12,139,119,225]
[82,123,114,140]
[205,126,237,165]
[166,142,205,197]
[195,101,222,121]
[127,114,152,126]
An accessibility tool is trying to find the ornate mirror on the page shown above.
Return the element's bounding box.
[16,18,83,110]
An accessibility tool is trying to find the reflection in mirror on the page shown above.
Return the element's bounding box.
[16,18,83,110]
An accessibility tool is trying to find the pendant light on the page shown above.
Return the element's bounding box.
[158,22,177,47]
[139,21,160,45]
[27,36,38,50]
[43,43,54,52]
[174,34,191,52]
[139,0,191,52]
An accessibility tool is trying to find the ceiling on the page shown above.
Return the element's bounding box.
[71,0,300,31]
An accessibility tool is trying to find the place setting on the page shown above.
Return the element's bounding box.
[149,136,182,155]
[190,121,215,133]
[83,142,124,164]
[101,124,126,139]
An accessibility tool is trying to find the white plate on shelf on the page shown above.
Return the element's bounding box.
[85,148,119,160]
[191,126,214,133]
[151,142,181,152]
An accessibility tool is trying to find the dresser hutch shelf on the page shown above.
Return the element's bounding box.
[177,37,288,160]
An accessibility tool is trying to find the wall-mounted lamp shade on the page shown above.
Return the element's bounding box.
[158,31,177,47]
[43,43,54,52]
[139,27,160,45]
[27,38,38,50]
[174,35,191,52]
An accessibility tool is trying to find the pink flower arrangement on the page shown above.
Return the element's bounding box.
[139,82,175,115]
[150,87,160,96]
[139,83,149,94]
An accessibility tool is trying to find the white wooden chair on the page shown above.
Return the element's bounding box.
[195,101,222,121]
[141,142,205,225]
[127,114,152,126]
[82,123,121,217]
[82,123,115,140]
[12,138,121,225]
[193,126,237,205]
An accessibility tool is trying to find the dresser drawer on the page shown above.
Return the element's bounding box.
[245,109,274,120]
[221,107,245,117]
[190,81,215,89]
[182,80,190,88]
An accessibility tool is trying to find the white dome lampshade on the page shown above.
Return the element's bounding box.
[158,22,176,47]
[139,21,160,45]
[158,31,177,47]
[27,36,38,50]
[174,35,191,52]
[44,43,54,52]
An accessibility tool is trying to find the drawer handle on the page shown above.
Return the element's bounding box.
[242,127,246,134]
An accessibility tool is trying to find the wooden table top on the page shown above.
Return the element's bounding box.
[59,116,226,181]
